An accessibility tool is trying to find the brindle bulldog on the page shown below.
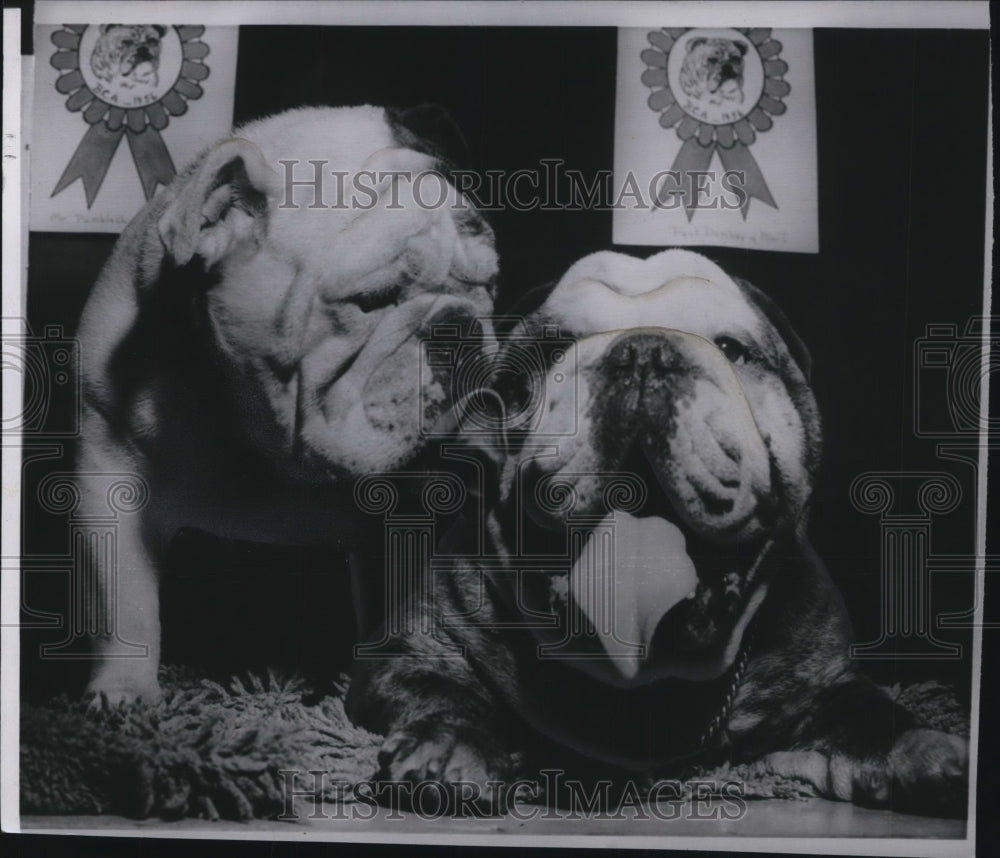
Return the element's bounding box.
[347,249,969,817]
[77,105,497,703]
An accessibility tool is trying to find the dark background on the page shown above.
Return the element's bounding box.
[17,25,995,852]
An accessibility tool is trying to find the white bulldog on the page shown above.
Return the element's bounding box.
[77,105,497,702]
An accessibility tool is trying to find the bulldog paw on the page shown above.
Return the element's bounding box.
[378,720,511,811]
[744,731,967,818]
[883,729,969,817]
[85,672,161,710]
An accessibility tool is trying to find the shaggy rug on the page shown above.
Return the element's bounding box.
[20,669,968,821]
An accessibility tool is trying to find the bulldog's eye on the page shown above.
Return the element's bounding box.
[714,336,751,366]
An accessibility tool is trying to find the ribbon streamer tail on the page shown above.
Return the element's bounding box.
[669,138,716,221]
[718,142,777,219]
[52,123,125,208]
[126,128,177,201]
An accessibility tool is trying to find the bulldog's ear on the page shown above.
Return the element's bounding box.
[686,37,707,52]
[387,104,472,170]
[735,40,748,56]
[99,24,119,34]
[153,25,167,37]
[158,138,280,268]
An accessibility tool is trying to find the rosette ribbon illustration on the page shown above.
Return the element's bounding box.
[50,24,211,207]
[641,27,789,219]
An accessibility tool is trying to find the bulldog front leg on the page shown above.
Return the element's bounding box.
[701,544,970,817]
[349,653,516,808]
[786,678,969,817]
[346,586,518,808]
[744,727,969,818]
[83,514,162,705]
[730,651,969,816]
[78,417,162,704]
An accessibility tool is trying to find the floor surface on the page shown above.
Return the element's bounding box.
[21,797,967,842]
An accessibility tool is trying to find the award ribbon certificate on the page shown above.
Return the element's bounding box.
[613,28,819,253]
[30,24,237,232]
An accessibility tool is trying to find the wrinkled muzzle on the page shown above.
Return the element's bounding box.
[534,330,778,686]
[296,293,493,477]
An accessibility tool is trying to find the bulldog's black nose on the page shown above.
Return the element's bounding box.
[606,333,684,375]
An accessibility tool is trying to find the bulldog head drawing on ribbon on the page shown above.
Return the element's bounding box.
[90,24,167,91]
[678,36,749,105]
[78,105,497,703]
